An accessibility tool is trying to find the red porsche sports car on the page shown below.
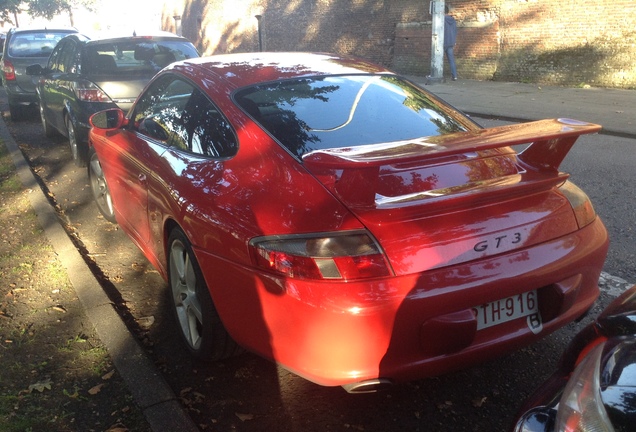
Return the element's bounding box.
[87,53,609,392]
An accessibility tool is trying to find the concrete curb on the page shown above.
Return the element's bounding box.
[0,118,199,432]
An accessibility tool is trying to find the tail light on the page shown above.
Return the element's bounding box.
[559,180,597,229]
[249,230,393,280]
[72,80,112,103]
[2,60,15,81]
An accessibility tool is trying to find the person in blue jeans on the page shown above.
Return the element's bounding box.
[444,5,458,81]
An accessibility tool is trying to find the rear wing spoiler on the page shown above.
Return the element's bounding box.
[302,118,601,173]
[302,119,601,210]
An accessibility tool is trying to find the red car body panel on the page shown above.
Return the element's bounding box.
[195,218,606,386]
[88,53,609,388]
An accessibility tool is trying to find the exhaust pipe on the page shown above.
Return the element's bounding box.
[341,378,393,394]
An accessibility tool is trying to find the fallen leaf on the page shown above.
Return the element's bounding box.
[28,379,52,393]
[102,370,116,380]
[88,383,104,395]
[472,396,488,407]
[136,316,155,330]
[436,400,453,410]
[63,388,79,398]
[235,413,254,422]
[105,424,129,432]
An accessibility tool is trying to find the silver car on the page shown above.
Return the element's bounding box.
[1,27,78,120]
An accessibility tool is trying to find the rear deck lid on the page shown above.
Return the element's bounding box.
[82,37,199,110]
[302,119,601,274]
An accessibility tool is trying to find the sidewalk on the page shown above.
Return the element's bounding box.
[409,77,635,138]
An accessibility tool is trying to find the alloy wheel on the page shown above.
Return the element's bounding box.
[88,151,116,223]
[169,238,204,350]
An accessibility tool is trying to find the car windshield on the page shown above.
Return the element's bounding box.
[234,75,469,158]
[82,39,198,77]
[8,31,71,58]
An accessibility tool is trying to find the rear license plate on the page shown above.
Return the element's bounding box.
[473,290,541,331]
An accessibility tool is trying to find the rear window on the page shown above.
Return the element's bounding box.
[234,75,469,158]
[82,39,198,77]
[8,31,72,58]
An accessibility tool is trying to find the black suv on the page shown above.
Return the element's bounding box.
[1,27,78,120]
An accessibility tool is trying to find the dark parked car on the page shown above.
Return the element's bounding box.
[27,31,199,166]
[87,53,608,392]
[1,27,78,120]
[511,284,636,432]
[0,32,6,58]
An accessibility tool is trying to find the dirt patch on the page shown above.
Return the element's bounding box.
[0,130,151,431]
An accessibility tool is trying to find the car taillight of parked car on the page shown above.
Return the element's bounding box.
[72,80,112,103]
[558,181,598,229]
[249,231,393,280]
[2,60,15,81]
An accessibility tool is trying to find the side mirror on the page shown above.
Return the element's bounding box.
[90,108,127,130]
[26,64,45,76]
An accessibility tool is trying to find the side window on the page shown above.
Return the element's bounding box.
[47,42,64,72]
[57,41,76,73]
[132,75,190,143]
[132,75,237,158]
[171,89,238,158]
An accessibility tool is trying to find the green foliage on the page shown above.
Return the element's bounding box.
[0,0,96,23]
[0,0,22,23]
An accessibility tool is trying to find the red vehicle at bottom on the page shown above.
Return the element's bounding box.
[87,53,609,392]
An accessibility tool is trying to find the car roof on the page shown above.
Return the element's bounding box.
[8,27,77,35]
[82,30,188,44]
[170,52,395,90]
[56,31,192,49]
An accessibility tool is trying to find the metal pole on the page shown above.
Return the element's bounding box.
[255,15,263,52]
[173,15,182,37]
[427,0,445,84]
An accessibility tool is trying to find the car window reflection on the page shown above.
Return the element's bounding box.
[132,75,237,158]
[235,75,467,158]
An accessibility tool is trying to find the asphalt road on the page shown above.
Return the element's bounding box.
[5,102,634,432]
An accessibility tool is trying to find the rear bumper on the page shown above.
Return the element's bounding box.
[5,83,38,105]
[198,217,609,387]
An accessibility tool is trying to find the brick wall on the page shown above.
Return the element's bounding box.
[160,0,636,89]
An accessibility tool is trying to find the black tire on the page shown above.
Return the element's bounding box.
[87,148,117,223]
[9,103,23,121]
[39,103,57,138]
[167,227,241,361]
[66,114,87,167]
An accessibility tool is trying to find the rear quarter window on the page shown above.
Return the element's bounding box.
[132,75,237,158]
